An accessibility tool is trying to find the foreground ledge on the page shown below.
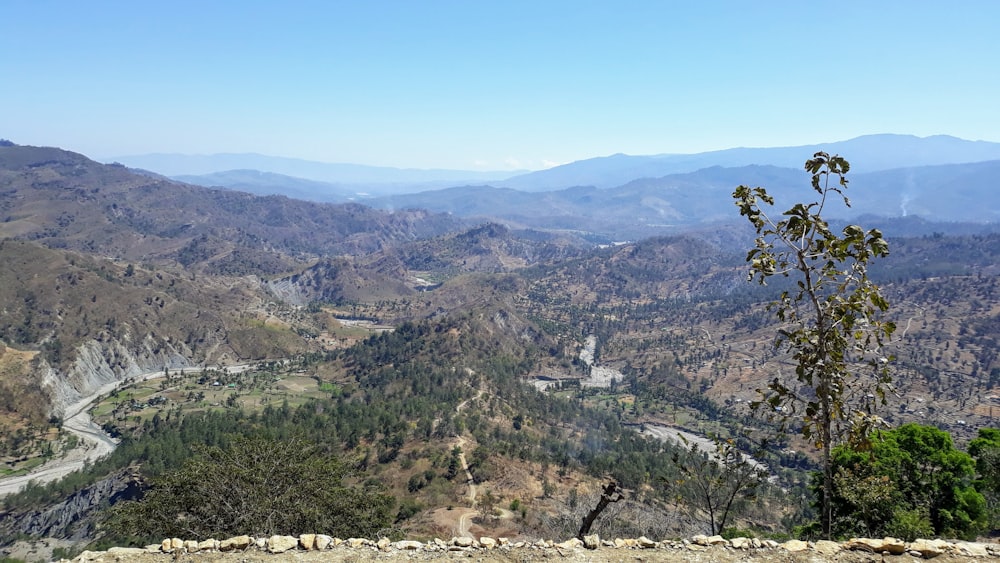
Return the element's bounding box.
[67,534,1000,561]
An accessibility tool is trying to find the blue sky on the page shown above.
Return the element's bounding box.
[2,1,998,170]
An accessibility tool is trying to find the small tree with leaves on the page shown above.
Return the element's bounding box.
[733,152,895,538]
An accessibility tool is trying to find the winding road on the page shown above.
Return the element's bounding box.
[0,365,250,497]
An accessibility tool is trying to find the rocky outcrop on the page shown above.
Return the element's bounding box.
[0,469,142,542]
[42,335,195,418]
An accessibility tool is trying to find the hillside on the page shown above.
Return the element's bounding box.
[5,143,1000,557]
[0,145,462,271]
[370,161,1000,240]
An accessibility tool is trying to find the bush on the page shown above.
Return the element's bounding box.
[104,436,394,542]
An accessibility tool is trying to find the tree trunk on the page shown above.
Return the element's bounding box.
[577,481,623,539]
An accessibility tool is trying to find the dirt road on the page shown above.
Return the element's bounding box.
[0,365,252,497]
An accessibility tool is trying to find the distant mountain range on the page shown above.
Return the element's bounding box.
[370,160,1000,240]
[109,134,1000,202]
[497,134,1000,191]
[106,152,523,197]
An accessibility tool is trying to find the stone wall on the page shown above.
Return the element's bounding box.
[67,533,1000,561]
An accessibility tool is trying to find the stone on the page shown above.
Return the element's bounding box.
[730,537,751,550]
[583,534,600,550]
[183,540,199,553]
[315,535,333,550]
[556,538,583,550]
[347,538,367,548]
[394,540,424,550]
[847,537,905,554]
[638,536,657,549]
[160,539,172,552]
[687,544,707,552]
[751,538,762,549]
[909,538,949,558]
[953,541,990,557]
[814,540,841,555]
[377,537,391,551]
[255,537,267,549]
[107,547,147,557]
[781,539,809,552]
[613,538,628,548]
[144,544,161,552]
[170,538,184,551]
[762,539,780,549]
[299,534,316,550]
[498,537,511,547]
[691,534,710,546]
[453,536,474,548]
[267,535,299,553]
[479,537,497,549]
[706,535,727,546]
[219,535,252,551]
[197,539,217,552]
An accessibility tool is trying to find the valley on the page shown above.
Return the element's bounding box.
[3,138,1000,558]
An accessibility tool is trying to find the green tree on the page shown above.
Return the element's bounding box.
[733,152,895,538]
[968,427,1000,530]
[826,423,986,540]
[105,436,394,542]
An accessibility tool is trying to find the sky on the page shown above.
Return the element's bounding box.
[2,1,998,171]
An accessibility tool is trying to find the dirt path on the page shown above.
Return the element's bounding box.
[452,389,484,537]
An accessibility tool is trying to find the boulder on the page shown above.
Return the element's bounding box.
[299,534,316,550]
[479,537,497,549]
[556,538,583,549]
[347,538,367,548]
[953,541,990,557]
[781,539,809,552]
[730,537,751,550]
[197,539,217,552]
[183,540,199,553]
[394,540,424,550]
[315,535,333,550]
[453,536,474,548]
[583,534,600,550]
[814,540,841,555]
[909,538,949,558]
[376,537,391,551]
[267,535,299,553]
[219,535,252,551]
[638,536,657,549]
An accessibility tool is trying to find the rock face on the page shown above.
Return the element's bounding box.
[42,337,195,418]
[0,468,142,541]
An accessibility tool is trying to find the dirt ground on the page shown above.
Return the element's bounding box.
[65,547,982,563]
